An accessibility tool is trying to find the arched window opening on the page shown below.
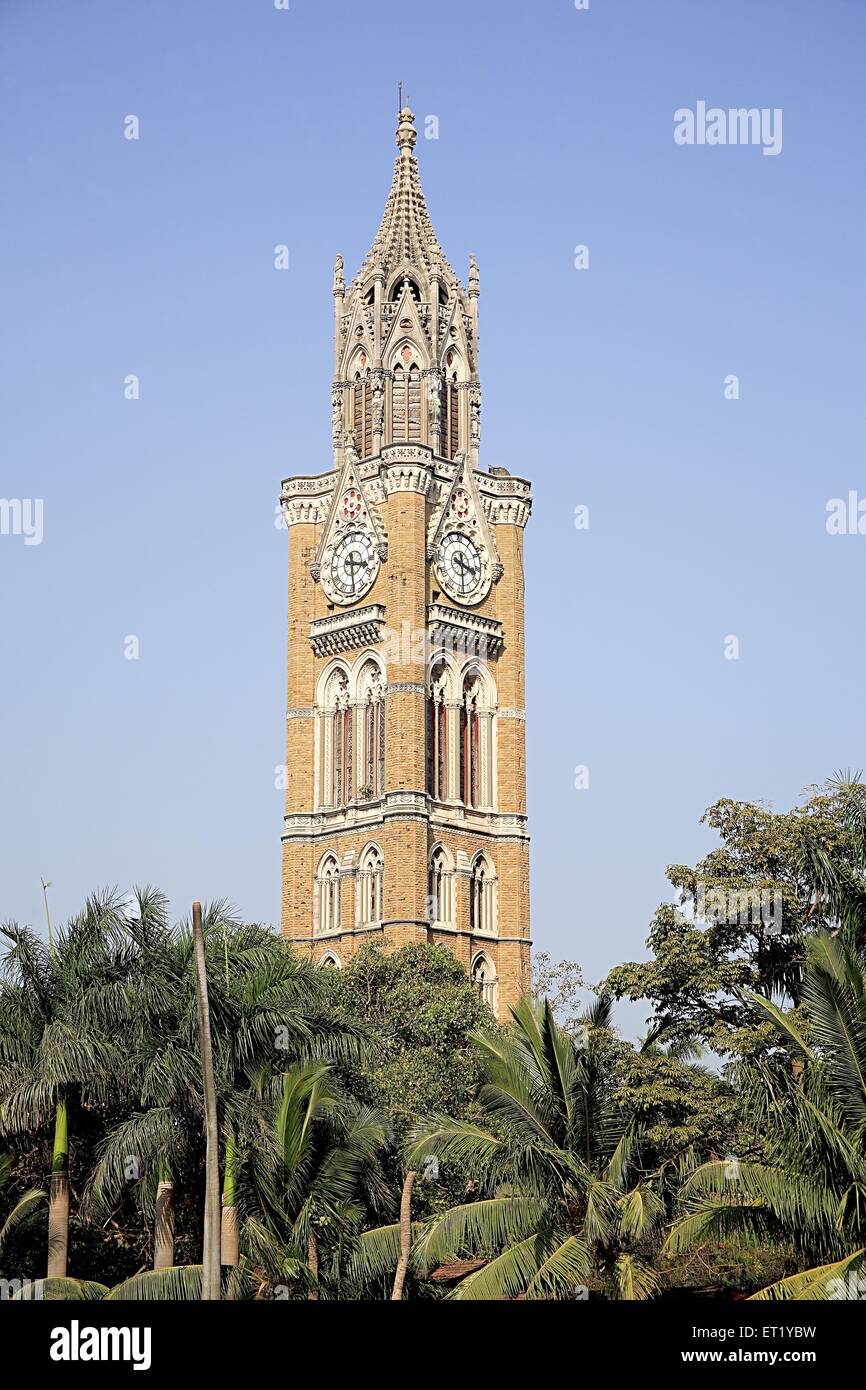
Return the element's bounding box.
[352,371,373,459]
[460,674,480,808]
[459,669,494,809]
[318,951,342,969]
[392,359,421,442]
[428,846,454,927]
[358,844,383,925]
[440,373,459,459]
[356,660,385,799]
[471,952,498,1015]
[320,667,352,808]
[470,856,497,937]
[390,276,420,302]
[426,660,450,800]
[316,855,341,936]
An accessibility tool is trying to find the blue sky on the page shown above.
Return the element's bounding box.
[1,0,864,1030]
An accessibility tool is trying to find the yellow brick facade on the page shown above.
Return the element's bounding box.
[279,108,532,1017]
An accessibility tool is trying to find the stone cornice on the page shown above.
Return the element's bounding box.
[283,793,530,844]
[427,603,504,659]
[281,453,532,527]
[309,603,386,657]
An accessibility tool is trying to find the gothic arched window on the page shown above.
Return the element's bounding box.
[459,668,494,809]
[459,679,478,809]
[471,951,498,1015]
[352,370,373,459]
[440,372,460,459]
[428,845,454,927]
[358,843,383,925]
[470,854,497,937]
[426,658,452,801]
[319,666,352,808]
[316,854,341,936]
[392,359,421,442]
[356,659,385,799]
[317,950,342,969]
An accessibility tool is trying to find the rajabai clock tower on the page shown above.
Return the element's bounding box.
[279,106,532,1016]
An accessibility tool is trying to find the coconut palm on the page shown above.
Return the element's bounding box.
[666,925,866,1299]
[236,1060,392,1298]
[0,890,133,1278]
[10,1264,258,1301]
[353,996,665,1300]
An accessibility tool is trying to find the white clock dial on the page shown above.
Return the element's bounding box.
[331,531,376,600]
[438,531,483,600]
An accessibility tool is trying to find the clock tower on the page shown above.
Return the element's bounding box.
[279,106,532,1016]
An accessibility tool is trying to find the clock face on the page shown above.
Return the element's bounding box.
[331,531,376,600]
[438,531,483,600]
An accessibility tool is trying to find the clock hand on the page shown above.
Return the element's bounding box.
[345,551,361,592]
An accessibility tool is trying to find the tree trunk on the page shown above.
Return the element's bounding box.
[391,1169,416,1300]
[153,1172,175,1269]
[192,901,221,1299]
[47,1098,69,1279]
[220,1135,238,1267]
[307,1231,319,1300]
[221,1201,239,1268]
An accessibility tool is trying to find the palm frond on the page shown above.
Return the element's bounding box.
[749,1249,866,1301]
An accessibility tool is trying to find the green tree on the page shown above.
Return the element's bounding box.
[83,904,367,1277]
[354,996,665,1300]
[326,943,495,1138]
[0,891,132,1278]
[667,924,866,1298]
[604,788,859,1063]
[607,1027,739,1176]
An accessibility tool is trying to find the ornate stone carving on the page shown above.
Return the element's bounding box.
[309,603,387,657]
[469,381,481,448]
[427,603,504,659]
[331,386,344,445]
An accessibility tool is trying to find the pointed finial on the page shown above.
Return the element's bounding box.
[333,253,344,297]
[396,104,416,152]
[468,254,480,297]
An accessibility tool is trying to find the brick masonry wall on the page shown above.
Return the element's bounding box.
[281,472,531,1015]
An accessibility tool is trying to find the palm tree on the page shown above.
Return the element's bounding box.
[0,890,131,1278]
[240,1060,393,1299]
[80,888,192,1269]
[354,996,664,1300]
[666,925,866,1299]
[83,905,370,1280]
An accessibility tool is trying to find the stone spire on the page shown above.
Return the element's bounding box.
[351,106,463,294]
